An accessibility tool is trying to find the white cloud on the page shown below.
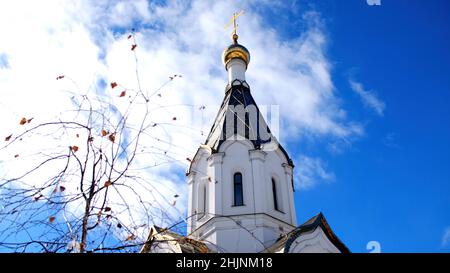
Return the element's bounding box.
[442,227,450,248]
[0,0,367,246]
[294,155,335,190]
[349,79,385,116]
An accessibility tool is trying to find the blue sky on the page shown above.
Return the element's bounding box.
[0,0,449,253]
[282,0,450,253]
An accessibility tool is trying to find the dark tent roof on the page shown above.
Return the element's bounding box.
[266,212,350,253]
[204,79,293,166]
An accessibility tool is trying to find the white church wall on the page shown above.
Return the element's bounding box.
[196,213,294,253]
[220,140,255,216]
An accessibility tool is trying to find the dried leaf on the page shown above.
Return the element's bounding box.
[56,75,65,80]
[59,186,66,192]
[111,82,118,89]
[208,177,212,182]
[49,216,55,223]
[76,134,79,138]
[131,44,137,51]
[5,134,12,141]
[14,154,19,158]
[125,234,135,241]
[104,207,111,212]
[71,146,79,152]
[186,157,191,162]
[119,90,126,97]
[127,34,132,39]
[198,245,209,253]
[101,129,108,137]
[19,117,27,125]
[104,180,112,187]
[108,133,116,143]
[27,118,33,123]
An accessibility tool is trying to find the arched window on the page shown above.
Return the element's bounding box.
[272,178,279,211]
[198,184,207,219]
[233,172,244,206]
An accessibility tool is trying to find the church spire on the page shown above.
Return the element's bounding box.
[222,10,250,84]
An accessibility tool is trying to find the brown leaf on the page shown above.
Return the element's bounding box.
[14,154,19,158]
[49,216,55,223]
[5,134,12,141]
[108,133,116,143]
[198,245,209,253]
[125,234,135,241]
[111,82,118,89]
[127,34,132,39]
[186,157,191,162]
[56,75,65,80]
[59,186,66,192]
[208,177,212,182]
[76,134,79,138]
[101,129,108,137]
[131,44,137,51]
[71,146,79,152]
[27,118,33,123]
[119,90,126,97]
[19,117,27,125]
[104,207,111,212]
[104,180,112,187]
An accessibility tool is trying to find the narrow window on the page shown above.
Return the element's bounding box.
[272,178,279,211]
[198,184,207,219]
[233,172,244,206]
[203,185,207,215]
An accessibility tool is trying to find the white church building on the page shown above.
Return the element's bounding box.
[142,28,349,254]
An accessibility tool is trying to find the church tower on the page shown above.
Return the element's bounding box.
[186,18,297,253]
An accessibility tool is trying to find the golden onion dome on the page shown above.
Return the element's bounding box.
[222,34,250,69]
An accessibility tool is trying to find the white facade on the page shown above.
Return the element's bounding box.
[187,136,297,252]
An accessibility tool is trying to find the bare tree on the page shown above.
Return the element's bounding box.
[0,31,189,253]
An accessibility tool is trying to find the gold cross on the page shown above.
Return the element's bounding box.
[225,10,244,42]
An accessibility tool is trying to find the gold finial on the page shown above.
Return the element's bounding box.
[225,10,244,44]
